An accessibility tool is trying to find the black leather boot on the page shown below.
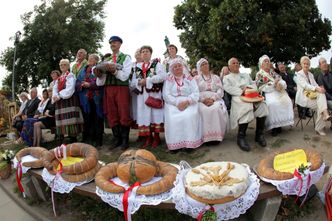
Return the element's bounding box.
[96,134,103,148]
[237,123,251,151]
[255,117,267,147]
[120,126,130,150]
[82,132,89,143]
[111,125,122,148]
[297,105,306,119]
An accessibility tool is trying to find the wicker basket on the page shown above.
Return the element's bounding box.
[0,163,12,179]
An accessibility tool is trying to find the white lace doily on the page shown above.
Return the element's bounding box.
[96,176,173,214]
[13,156,39,173]
[172,161,260,220]
[41,168,91,194]
[256,162,325,196]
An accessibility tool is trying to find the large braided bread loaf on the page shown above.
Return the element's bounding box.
[257,148,323,180]
[95,149,178,195]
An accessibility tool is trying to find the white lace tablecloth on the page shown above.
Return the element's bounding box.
[96,176,173,214]
[41,168,91,193]
[255,163,325,196]
[13,156,39,173]
[172,161,260,220]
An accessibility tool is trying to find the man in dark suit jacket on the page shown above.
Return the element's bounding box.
[317,57,332,110]
[14,88,40,133]
[23,88,41,118]
[277,62,297,99]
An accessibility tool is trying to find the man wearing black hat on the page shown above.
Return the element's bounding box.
[95,36,132,150]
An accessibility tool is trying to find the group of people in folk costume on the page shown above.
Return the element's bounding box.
[13,34,332,153]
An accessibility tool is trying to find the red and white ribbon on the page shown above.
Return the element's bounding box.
[197,205,215,221]
[122,182,141,221]
[293,169,312,207]
[54,144,67,160]
[50,152,64,217]
[15,162,26,198]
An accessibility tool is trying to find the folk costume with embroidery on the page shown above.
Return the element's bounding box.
[223,73,268,130]
[195,58,228,143]
[256,68,294,131]
[163,61,203,150]
[96,49,132,149]
[131,58,166,136]
[71,59,88,77]
[53,72,84,136]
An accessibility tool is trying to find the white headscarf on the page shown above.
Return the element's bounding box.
[196,58,208,75]
[258,55,270,69]
[169,57,184,75]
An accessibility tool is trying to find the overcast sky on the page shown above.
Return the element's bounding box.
[0,0,331,88]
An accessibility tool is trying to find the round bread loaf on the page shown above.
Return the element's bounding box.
[185,162,249,204]
[256,148,323,180]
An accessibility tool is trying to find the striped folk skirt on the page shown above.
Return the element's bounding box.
[55,95,84,136]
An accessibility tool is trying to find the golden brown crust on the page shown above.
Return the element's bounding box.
[185,188,238,204]
[61,163,101,183]
[257,148,323,180]
[61,143,99,174]
[95,155,178,195]
[136,161,178,195]
[116,149,157,184]
[42,150,56,170]
[16,147,48,168]
[44,143,99,174]
[95,163,125,193]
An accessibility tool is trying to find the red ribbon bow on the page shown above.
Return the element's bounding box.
[197,205,215,221]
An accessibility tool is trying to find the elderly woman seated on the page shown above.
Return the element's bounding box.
[256,55,294,136]
[195,58,228,145]
[295,56,331,135]
[163,58,202,153]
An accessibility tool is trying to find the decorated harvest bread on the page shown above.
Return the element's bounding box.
[257,148,323,180]
[185,162,249,204]
[44,143,99,175]
[61,163,101,183]
[15,147,49,168]
[95,149,178,195]
[117,149,157,184]
[42,143,100,182]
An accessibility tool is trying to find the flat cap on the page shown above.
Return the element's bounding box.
[109,36,123,44]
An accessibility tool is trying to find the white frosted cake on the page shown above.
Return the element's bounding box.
[185,162,249,204]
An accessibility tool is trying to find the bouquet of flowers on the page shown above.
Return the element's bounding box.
[1,149,15,163]
[0,149,14,179]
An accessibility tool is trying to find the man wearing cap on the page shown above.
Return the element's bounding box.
[95,36,132,150]
[223,57,268,151]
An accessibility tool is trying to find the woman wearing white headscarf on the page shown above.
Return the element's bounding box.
[195,58,228,144]
[256,55,294,136]
[163,58,202,152]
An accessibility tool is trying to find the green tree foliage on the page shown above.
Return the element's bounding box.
[0,0,106,92]
[174,0,331,70]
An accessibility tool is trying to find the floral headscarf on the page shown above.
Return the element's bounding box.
[196,58,208,75]
[169,57,184,75]
[258,55,270,69]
